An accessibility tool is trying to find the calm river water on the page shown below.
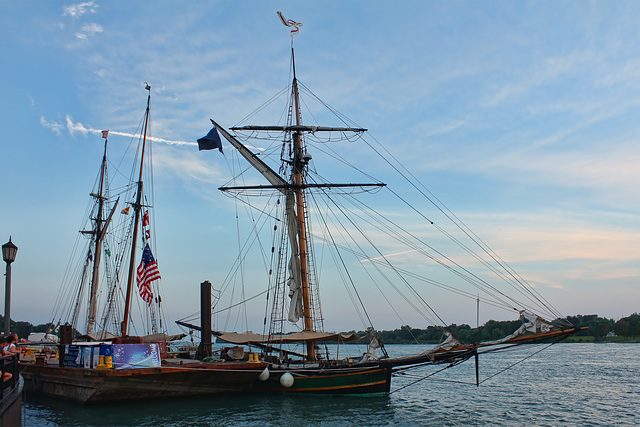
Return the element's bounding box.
[23,343,639,426]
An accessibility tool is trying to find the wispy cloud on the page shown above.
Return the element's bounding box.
[360,250,416,263]
[40,116,63,136]
[483,48,596,108]
[64,115,90,135]
[74,22,103,40]
[62,1,97,18]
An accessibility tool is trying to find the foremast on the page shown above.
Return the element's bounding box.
[83,139,119,336]
[121,84,151,337]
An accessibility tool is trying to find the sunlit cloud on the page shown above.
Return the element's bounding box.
[466,211,640,284]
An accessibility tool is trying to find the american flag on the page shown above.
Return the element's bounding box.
[136,243,160,305]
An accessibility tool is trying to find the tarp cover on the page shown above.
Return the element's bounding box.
[217,330,361,345]
[78,331,119,341]
[77,332,186,343]
[141,332,187,343]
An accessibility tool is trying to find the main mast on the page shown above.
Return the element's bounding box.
[121,85,151,337]
[290,48,316,360]
[212,26,382,361]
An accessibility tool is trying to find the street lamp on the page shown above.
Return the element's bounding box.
[2,237,18,335]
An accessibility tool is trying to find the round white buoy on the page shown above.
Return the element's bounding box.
[280,372,294,388]
[258,367,270,381]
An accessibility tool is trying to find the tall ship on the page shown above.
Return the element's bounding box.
[21,85,266,403]
[189,13,583,394]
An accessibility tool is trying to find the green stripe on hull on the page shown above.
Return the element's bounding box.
[256,366,392,395]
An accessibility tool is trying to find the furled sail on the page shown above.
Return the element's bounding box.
[212,119,304,324]
[285,193,303,322]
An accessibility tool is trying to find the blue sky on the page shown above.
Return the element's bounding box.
[1,1,639,333]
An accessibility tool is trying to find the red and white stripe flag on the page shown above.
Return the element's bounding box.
[136,243,160,305]
[277,11,302,36]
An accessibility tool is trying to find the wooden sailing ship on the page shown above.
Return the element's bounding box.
[193,16,583,395]
[21,85,267,403]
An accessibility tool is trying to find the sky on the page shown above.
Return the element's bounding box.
[1,1,639,334]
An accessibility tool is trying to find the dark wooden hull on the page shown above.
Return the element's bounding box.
[254,365,392,395]
[0,375,23,427]
[21,361,267,403]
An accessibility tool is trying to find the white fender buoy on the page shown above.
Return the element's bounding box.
[258,367,270,381]
[280,372,294,388]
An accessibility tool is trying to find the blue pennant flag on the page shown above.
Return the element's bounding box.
[197,127,223,153]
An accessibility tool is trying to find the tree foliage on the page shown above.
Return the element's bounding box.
[352,313,640,344]
[2,313,640,343]
[0,314,54,339]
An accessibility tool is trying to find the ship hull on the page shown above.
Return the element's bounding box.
[21,361,267,404]
[255,365,392,395]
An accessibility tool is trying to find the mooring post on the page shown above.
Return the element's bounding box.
[197,280,213,359]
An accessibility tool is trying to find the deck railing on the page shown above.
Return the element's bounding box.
[0,354,19,399]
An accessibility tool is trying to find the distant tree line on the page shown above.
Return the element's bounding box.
[568,313,640,341]
[0,315,51,339]
[2,313,639,343]
[344,313,640,344]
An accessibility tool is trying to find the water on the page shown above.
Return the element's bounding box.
[23,343,639,426]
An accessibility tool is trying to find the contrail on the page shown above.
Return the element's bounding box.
[98,129,196,147]
[64,115,197,146]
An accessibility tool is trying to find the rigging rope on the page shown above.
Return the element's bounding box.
[361,134,564,321]
[390,357,470,394]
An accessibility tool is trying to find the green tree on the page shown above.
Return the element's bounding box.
[13,321,32,339]
[614,319,629,337]
[626,315,640,338]
[592,319,613,340]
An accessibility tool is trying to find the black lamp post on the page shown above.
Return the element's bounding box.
[2,237,18,335]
